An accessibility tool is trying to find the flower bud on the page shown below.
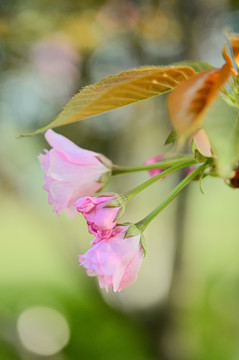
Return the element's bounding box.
[192,129,212,158]
[144,154,166,178]
[74,193,125,238]
[38,130,112,217]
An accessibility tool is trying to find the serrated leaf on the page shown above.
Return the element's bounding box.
[22,65,196,136]
[203,96,239,176]
[168,49,234,140]
[227,31,239,68]
[177,61,215,72]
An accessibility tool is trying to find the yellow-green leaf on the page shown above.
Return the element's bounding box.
[177,61,215,73]
[22,65,195,136]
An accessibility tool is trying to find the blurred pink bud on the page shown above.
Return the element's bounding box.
[31,36,80,104]
[74,195,124,238]
[38,129,112,218]
[193,129,212,157]
[185,166,195,176]
[144,154,165,177]
[32,36,79,78]
[79,225,144,292]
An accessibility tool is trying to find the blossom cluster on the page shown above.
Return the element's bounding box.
[38,127,212,292]
[39,129,145,292]
[37,34,239,293]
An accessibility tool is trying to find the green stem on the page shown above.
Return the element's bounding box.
[123,158,196,202]
[135,163,206,232]
[112,156,195,175]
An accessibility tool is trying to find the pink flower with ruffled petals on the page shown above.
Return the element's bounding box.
[79,225,144,292]
[38,129,112,218]
[145,154,165,177]
[74,195,123,238]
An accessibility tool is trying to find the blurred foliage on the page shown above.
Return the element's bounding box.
[1,0,239,359]
[0,286,152,360]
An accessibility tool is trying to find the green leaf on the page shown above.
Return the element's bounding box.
[21,65,195,136]
[202,96,239,176]
[164,129,177,145]
[176,61,215,73]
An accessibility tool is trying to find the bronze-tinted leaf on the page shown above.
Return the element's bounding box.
[22,65,195,136]
[168,47,234,140]
[227,32,239,68]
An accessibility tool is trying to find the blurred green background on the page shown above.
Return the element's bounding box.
[1,0,239,359]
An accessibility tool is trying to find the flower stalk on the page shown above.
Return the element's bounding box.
[112,156,195,175]
[122,158,197,202]
[135,163,207,232]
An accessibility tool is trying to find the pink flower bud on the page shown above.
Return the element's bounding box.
[144,154,165,177]
[79,225,144,292]
[74,195,124,238]
[185,166,195,177]
[193,129,212,157]
[38,129,112,217]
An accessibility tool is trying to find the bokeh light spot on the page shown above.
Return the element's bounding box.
[17,306,70,356]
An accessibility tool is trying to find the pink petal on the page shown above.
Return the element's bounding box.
[117,247,144,292]
[79,225,144,292]
[45,129,99,165]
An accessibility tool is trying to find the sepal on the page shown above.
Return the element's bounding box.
[102,193,124,207]
[97,171,112,185]
[123,224,146,255]
[102,193,126,221]
[191,142,210,163]
[123,223,141,238]
[140,233,147,256]
[96,154,112,169]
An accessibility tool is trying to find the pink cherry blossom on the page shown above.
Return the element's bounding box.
[144,154,165,177]
[79,225,144,292]
[74,195,123,238]
[38,129,112,217]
